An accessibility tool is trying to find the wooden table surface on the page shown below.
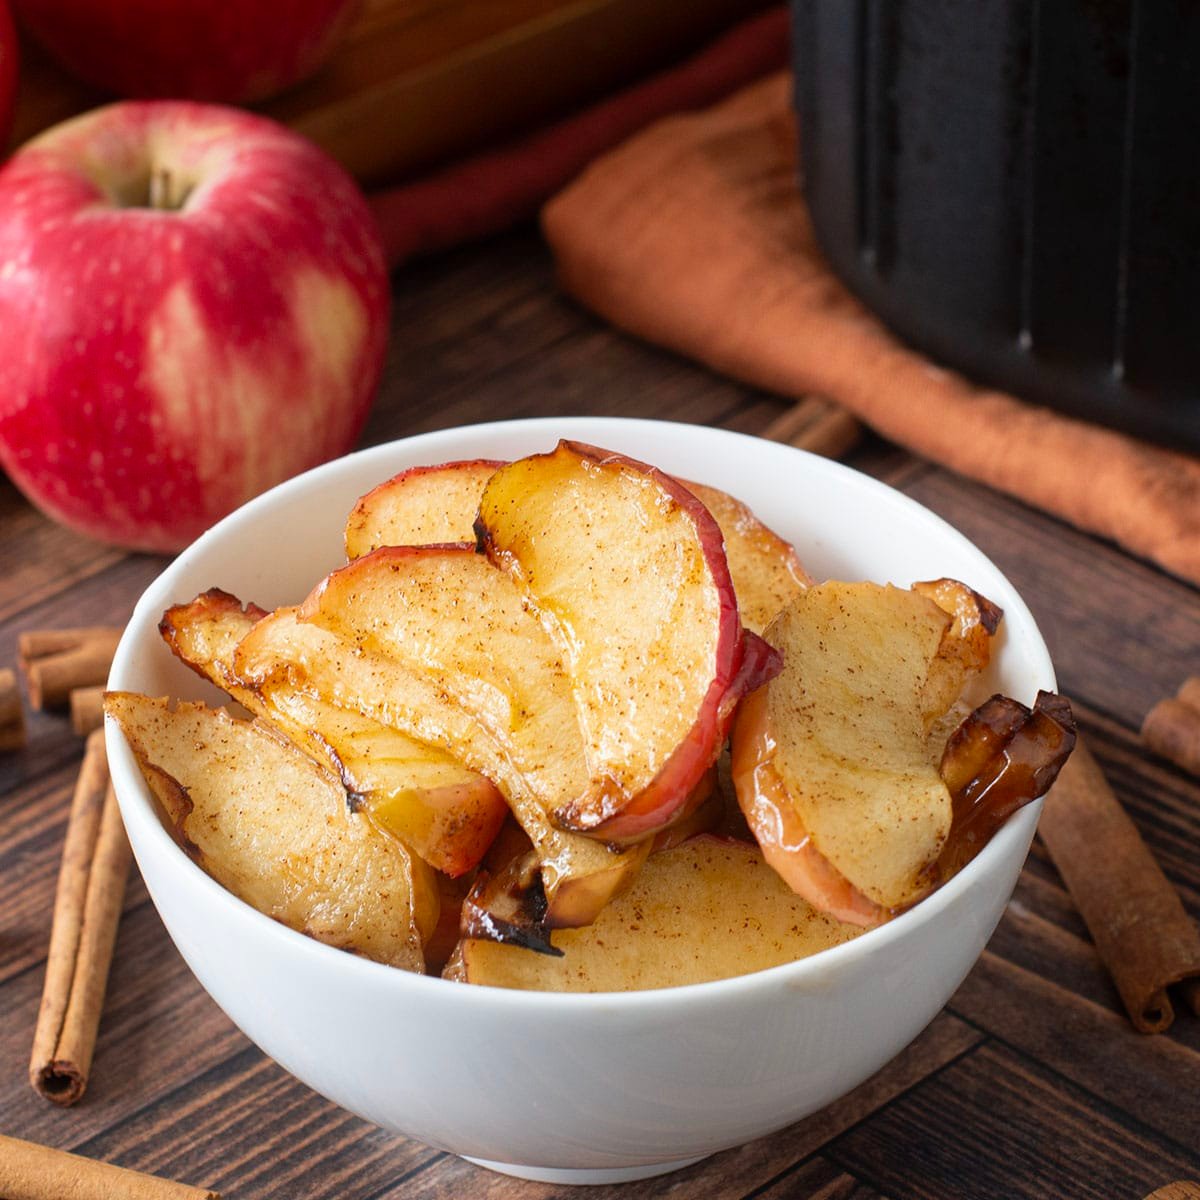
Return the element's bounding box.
[2,230,1198,1200]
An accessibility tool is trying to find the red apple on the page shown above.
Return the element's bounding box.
[0,0,17,147]
[0,101,389,552]
[12,0,358,104]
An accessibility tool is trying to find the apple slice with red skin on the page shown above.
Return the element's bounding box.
[344,457,810,634]
[344,459,505,559]
[161,590,507,878]
[252,544,645,926]
[476,440,780,842]
[733,581,1074,926]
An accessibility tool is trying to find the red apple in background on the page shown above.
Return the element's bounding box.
[0,0,17,146]
[0,101,389,552]
[12,0,359,104]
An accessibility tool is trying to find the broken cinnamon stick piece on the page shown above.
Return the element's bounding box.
[0,666,27,751]
[30,731,132,1104]
[1037,739,1200,1032]
[70,686,106,737]
[1141,681,1200,778]
[18,626,124,661]
[0,1133,220,1200]
[19,626,123,711]
[761,395,861,458]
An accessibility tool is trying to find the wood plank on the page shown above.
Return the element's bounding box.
[0,481,129,627]
[826,1041,1200,1200]
[756,1157,893,1200]
[948,952,1200,1153]
[0,900,246,1144]
[73,1048,438,1200]
[393,1014,980,1199]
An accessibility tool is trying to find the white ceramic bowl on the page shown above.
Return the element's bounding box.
[106,418,1056,1185]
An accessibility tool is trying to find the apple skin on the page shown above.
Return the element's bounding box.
[12,0,358,104]
[0,101,389,552]
[0,0,16,148]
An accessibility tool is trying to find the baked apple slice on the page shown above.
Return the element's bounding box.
[161,592,507,878]
[159,587,267,691]
[444,836,861,992]
[733,581,1073,924]
[683,480,811,633]
[249,546,646,926]
[104,692,436,970]
[344,459,503,558]
[345,457,810,635]
[930,690,1076,884]
[457,766,720,955]
[476,441,779,841]
[733,582,965,917]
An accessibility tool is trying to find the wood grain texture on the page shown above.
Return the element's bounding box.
[0,231,1197,1198]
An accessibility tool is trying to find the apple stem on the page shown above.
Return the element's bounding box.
[148,166,190,212]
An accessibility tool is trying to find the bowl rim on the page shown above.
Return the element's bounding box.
[107,415,1056,1011]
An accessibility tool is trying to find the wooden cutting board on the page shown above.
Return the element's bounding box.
[8,0,773,186]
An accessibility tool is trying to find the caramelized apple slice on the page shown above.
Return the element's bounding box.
[104,692,435,970]
[159,588,267,691]
[733,581,1070,924]
[460,767,720,952]
[344,459,503,558]
[445,837,862,992]
[731,683,889,927]
[930,690,1076,883]
[732,582,960,913]
[251,546,645,926]
[477,441,777,840]
[345,459,809,635]
[684,481,811,633]
[912,577,1003,721]
[162,593,507,878]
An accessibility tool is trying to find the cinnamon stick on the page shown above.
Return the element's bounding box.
[70,685,106,737]
[1141,677,1200,777]
[0,1134,219,1200]
[0,666,26,751]
[761,394,862,458]
[1177,676,1200,712]
[30,731,132,1104]
[20,626,123,710]
[1037,739,1200,1033]
[18,626,124,660]
[1143,1184,1200,1200]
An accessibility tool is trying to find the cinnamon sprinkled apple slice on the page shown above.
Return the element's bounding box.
[476,441,778,841]
[733,580,1073,924]
[683,480,811,633]
[270,544,645,925]
[344,459,504,558]
[732,582,966,916]
[161,590,507,878]
[345,458,811,635]
[104,692,435,971]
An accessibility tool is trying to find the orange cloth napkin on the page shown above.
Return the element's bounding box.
[542,74,1200,587]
